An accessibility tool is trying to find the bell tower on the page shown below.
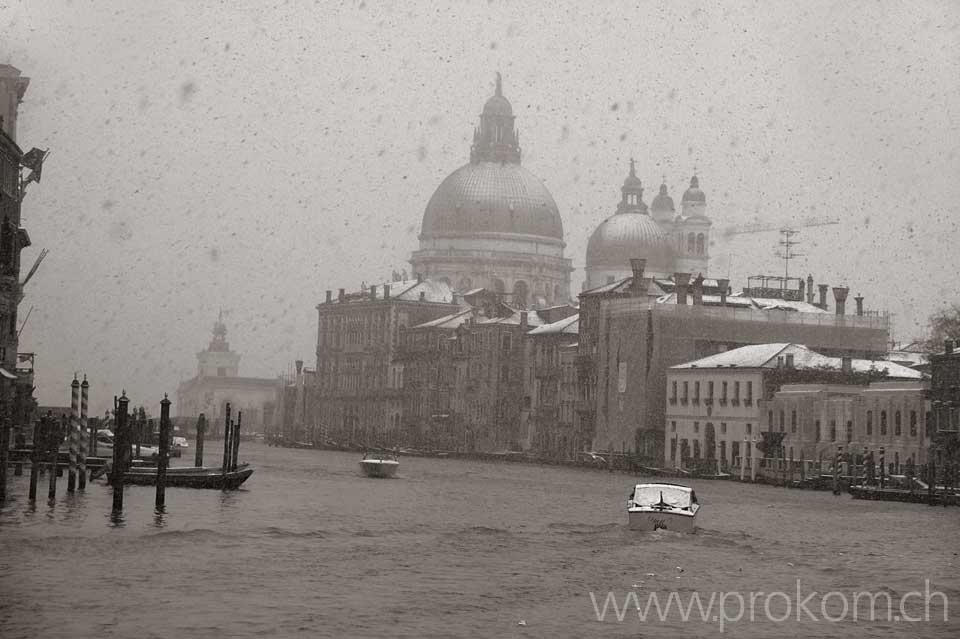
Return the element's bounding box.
[470,73,521,164]
[197,310,241,378]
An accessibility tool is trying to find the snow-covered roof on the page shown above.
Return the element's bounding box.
[672,343,924,379]
[527,313,579,336]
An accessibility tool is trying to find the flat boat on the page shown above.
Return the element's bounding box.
[627,483,700,533]
[359,453,399,478]
[118,463,254,490]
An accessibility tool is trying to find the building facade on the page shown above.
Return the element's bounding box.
[526,312,580,458]
[0,65,34,427]
[590,279,891,461]
[315,278,457,446]
[176,314,277,434]
[666,343,925,472]
[409,74,572,308]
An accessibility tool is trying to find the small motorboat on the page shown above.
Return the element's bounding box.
[359,452,399,478]
[627,483,700,533]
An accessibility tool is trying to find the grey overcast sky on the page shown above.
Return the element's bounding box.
[2,0,958,415]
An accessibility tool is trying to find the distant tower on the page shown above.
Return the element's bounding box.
[674,171,712,276]
[196,311,241,378]
[649,177,675,225]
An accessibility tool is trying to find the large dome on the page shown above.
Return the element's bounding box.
[420,161,564,241]
[586,212,674,270]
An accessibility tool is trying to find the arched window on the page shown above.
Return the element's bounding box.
[880,410,887,435]
[894,411,901,436]
[687,233,695,253]
[512,280,529,309]
[696,233,705,255]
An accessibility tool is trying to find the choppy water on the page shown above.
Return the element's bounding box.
[1,442,958,638]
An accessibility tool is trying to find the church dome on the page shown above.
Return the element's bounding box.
[682,174,706,204]
[586,211,673,270]
[483,93,513,117]
[651,183,675,212]
[420,161,564,240]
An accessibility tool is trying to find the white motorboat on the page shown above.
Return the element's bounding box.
[627,483,700,533]
[359,453,399,478]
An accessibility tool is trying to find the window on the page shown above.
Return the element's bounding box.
[733,381,740,405]
[880,410,887,435]
[707,381,714,399]
[745,381,753,405]
[846,420,853,443]
[910,411,918,437]
[682,381,689,403]
[693,381,700,403]
[815,420,821,442]
[721,381,728,403]
[693,440,701,459]
[791,410,797,433]
[501,334,512,351]
[687,233,695,253]
[746,423,752,435]
[768,410,774,429]
[866,410,873,436]
[693,421,700,434]
[670,380,678,404]
[670,421,676,432]
[779,410,785,432]
[720,422,727,435]
[830,420,837,442]
[696,233,705,255]
[895,411,902,436]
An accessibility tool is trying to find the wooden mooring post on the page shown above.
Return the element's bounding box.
[79,376,89,490]
[194,413,205,467]
[112,393,130,513]
[832,445,842,495]
[68,376,80,491]
[47,416,58,501]
[878,446,886,490]
[0,417,10,503]
[231,411,242,472]
[221,402,232,473]
[156,394,171,510]
[28,419,40,501]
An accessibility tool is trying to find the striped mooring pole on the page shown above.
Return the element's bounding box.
[879,446,886,490]
[78,375,89,489]
[67,376,80,492]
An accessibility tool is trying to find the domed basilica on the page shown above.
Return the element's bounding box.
[409,74,572,308]
[584,161,712,289]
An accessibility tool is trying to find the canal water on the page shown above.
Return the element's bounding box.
[1,442,958,638]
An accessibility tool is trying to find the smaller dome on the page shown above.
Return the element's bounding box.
[651,183,675,212]
[623,158,642,188]
[586,211,674,271]
[682,175,706,204]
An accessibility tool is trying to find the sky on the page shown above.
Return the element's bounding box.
[1,0,959,415]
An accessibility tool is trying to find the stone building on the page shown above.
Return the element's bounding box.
[925,340,960,475]
[314,277,457,446]
[409,74,572,308]
[526,312,580,458]
[0,65,35,426]
[396,294,560,452]
[176,313,277,434]
[584,260,891,461]
[666,343,925,472]
[584,161,711,290]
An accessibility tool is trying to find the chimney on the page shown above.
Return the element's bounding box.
[520,310,529,332]
[854,294,863,316]
[691,274,704,305]
[841,356,852,373]
[806,275,815,304]
[817,284,829,309]
[295,359,303,375]
[325,290,332,303]
[946,340,954,355]
[785,353,795,369]
[674,272,691,306]
[419,291,426,302]
[717,278,730,306]
[370,284,378,300]
[629,258,647,296]
[832,286,849,316]
[338,288,345,302]
[383,284,390,299]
